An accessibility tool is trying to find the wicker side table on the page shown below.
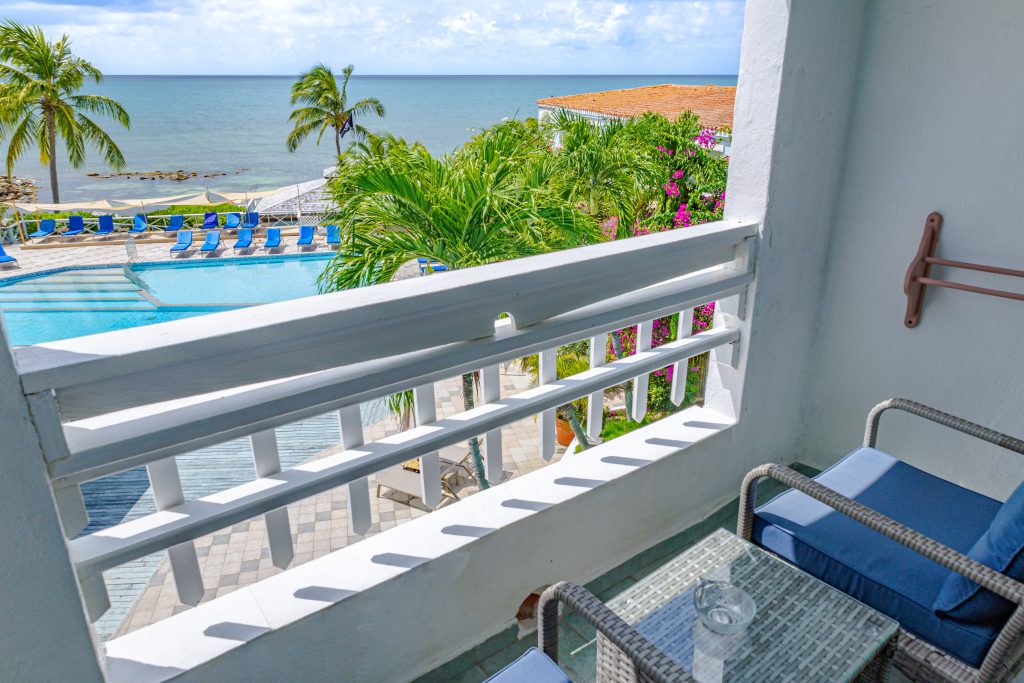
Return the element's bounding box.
[597,529,898,682]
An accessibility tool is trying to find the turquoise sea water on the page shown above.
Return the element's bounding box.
[11,75,736,202]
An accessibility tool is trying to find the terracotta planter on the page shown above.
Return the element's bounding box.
[555,417,575,446]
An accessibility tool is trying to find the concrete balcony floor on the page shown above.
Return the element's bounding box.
[416,466,815,683]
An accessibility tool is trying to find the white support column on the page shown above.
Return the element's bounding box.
[719,237,755,368]
[0,335,103,680]
[587,335,606,439]
[480,364,503,484]
[146,457,204,606]
[338,405,371,534]
[250,429,294,569]
[539,348,557,461]
[631,320,654,422]
[413,385,442,509]
[670,309,696,405]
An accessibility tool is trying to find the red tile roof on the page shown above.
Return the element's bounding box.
[537,84,736,130]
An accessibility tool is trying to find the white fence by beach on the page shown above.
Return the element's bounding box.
[11,218,756,620]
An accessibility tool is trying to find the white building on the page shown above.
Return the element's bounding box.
[2,1,1023,681]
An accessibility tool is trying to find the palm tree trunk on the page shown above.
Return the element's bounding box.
[461,373,490,489]
[335,126,342,157]
[45,109,59,203]
[610,330,635,422]
[565,404,590,450]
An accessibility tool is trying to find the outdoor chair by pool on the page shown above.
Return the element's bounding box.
[130,214,148,234]
[740,398,1024,683]
[201,212,219,230]
[418,257,448,274]
[296,225,316,251]
[263,228,282,252]
[224,212,241,230]
[242,211,259,229]
[325,225,341,248]
[200,230,220,256]
[170,230,193,257]
[232,228,253,253]
[0,243,18,269]
[28,218,56,240]
[164,215,184,233]
[95,215,115,238]
[63,215,85,240]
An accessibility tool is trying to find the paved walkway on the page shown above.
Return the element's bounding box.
[111,364,565,637]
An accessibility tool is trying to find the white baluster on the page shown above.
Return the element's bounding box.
[338,405,371,534]
[480,364,503,483]
[52,483,89,538]
[671,308,696,405]
[587,334,606,440]
[250,429,294,569]
[413,385,442,509]
[77,567,110,622]
[146,457,204,605]
[631,320,653,422]
[539,348,557,461]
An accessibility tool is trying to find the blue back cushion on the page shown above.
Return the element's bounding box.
[934,480,1024,622]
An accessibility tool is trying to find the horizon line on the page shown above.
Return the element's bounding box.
[100,73,740,78]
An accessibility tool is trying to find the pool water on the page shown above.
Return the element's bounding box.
[135,255,335,304]
[0,254,337,346]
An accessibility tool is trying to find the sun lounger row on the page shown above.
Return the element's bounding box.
[169,226,341,257]
[26,212,264,241]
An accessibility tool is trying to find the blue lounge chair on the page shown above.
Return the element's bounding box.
[201,212,219,230]
[170,230,193,257]
[325,225,341,248]
[263,227,282,251]
[296,225,315,251]
[63,215,85,239]
[417,257,448,274]
[164,215,184,233]
[130,214,148,234]
[224,212,241,230]
[28,218,55,240]
[242,211,259,229]
[95,215,115,238]
[0,242,18,269]
[200,230,220,255]
[232,228,253,252]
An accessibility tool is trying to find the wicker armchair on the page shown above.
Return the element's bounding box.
[538,582,694,683]
[738,398,1024,683]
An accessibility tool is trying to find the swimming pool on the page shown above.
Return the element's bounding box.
[0,253,337,346]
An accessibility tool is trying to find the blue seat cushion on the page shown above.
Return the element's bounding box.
[934,479,1024,622]
[753,447,1004,668]
[484,647,570,683]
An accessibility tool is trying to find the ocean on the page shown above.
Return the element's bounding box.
[10,75,737,203]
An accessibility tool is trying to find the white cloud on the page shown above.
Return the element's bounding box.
[3,0,745,75]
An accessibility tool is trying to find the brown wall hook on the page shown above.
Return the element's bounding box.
[903,212,1024,328]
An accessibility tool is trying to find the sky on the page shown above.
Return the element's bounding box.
[3,0,745,75]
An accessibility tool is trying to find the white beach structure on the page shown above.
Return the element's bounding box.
[2,1,1024,681]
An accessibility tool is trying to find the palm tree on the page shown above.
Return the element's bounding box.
[320,128,601,486]
[0,21,130,203]
[287,64,385,156]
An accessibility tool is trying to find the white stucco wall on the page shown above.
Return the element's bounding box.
[800,0,1024,499]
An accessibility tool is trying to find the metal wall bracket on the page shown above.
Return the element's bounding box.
[904,211,1024,327]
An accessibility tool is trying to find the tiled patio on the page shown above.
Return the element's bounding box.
[110,364,570,638]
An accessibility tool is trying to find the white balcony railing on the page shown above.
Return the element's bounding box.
[11,218,757,626]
